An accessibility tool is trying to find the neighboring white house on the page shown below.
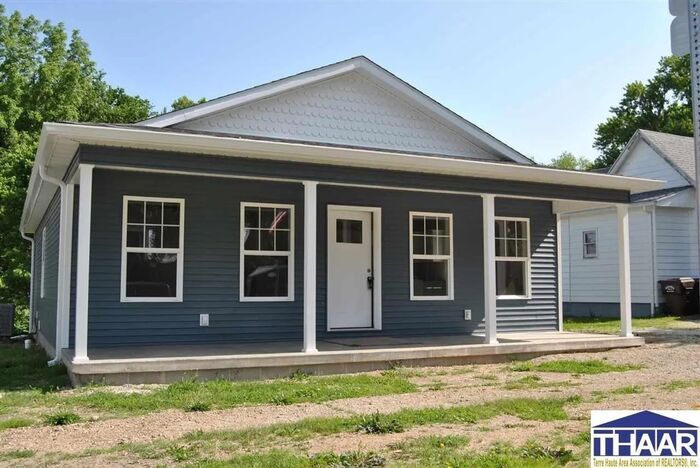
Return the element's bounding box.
[562,130,697,317]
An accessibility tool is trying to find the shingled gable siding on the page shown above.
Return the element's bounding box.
[33,190,61,352]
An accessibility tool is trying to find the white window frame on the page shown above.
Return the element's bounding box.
[120,196,185,303]
[495,216,531,300]
[40,226,46,299]
[240,202,295,302]
[409,211,454,301]
[582,229,598,259]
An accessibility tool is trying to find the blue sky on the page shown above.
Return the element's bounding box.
[5,0,670,163]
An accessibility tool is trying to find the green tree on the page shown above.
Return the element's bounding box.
[593,55,692,168]
[170,95,206,111]
[549,151,593,171]
[0,6,152,332]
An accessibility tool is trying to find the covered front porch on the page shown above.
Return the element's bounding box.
[62,330,643,385]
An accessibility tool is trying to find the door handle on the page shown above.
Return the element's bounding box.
[367,276,374,290]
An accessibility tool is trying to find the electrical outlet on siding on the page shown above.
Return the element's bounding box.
[199,314,209,327]
[464,309,471,321]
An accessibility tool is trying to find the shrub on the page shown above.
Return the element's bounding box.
[357,412,404,434]
[44,412,81,426]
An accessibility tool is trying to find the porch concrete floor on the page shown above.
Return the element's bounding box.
[61,331,644,385]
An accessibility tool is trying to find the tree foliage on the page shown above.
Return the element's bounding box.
[549,151,593,171]
[170,95,206,111]
[0,6,152,331]
[593,55,692,168]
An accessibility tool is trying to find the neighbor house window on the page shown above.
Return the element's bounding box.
[409,212,453,300]
[121,197,184,302]
[495,217,530,299]
[40,226,46,299]
[240,203,294,301]
[583,230,597,258]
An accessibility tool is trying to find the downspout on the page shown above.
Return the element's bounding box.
[37,165,66,366]
[649,205,658,317]
[19,230,34,334]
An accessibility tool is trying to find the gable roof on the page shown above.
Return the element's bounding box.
[139,56,535,165]
[594,411,696,429]
[610,129,695,185]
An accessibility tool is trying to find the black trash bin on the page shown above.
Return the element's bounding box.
[659,278,696,316]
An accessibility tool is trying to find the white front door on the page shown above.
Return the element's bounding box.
[328,208,374,329]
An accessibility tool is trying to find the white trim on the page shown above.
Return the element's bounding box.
[74,164,93,363]
[482,195,498,345]
[40,226,46,299]
[326,204,383,331]
[138,57,534,165]
[21,122,664,232]
[494,216,531,300]
[556,213,563,332]
[409,211,454,301]
[648,205,658,316]
[120,196,185,303]
[239,202,295,302]
[57,184,74,354]
[302,181,318,353]
[617,204,633,337]
[582,229,598,259]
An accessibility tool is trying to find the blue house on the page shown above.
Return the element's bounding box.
[19,57,660,384]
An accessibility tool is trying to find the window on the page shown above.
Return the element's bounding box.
[409,212,453,300]
[240,203,294,301]
[495,217,530,299]
[121,197,184,302]
[583,230,597,258]
[40,226,46,299]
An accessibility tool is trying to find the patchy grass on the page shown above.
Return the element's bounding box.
[0,449,35,462]
[564,315,700,334]
[0,344,69,392]
[503,375,576,391]
[511,359,642,375]
[0,417,34,430]
[357,412,405,434]
[0,342,417,421]
[44,412,81,426]
[662,379,700,391]
[393,437,574,467]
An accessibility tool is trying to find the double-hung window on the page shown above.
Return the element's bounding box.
[582,230,597,258]
[121,196,184,302]
[495,217,530,299]
[410,212,453,300]
[240,203,294,301]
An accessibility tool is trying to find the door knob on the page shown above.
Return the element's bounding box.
[367,276,374,290]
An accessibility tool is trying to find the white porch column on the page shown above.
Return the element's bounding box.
[302,181,318,353]
[58,183,74,353]
[482,194,498,344]
[74,165,94,363]
[617,204,633,337]
[556,213,564,332]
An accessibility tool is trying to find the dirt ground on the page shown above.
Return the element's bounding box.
[1,334,699,465]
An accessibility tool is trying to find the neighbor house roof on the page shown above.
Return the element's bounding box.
[138,56,535,165]
[611,129,695,185]
[20,122,664,233]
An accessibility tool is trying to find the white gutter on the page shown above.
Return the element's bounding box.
[37,164,65,366]
[19,231,34,334]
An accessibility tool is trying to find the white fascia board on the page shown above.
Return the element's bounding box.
[22,123,665,233]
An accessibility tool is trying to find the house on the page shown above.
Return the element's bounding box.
[19,57,661,384]
[562,130,697,317]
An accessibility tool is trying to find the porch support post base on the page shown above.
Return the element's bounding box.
[617,204,633,338]
[302,181,318,353]
[482,194,498,345]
